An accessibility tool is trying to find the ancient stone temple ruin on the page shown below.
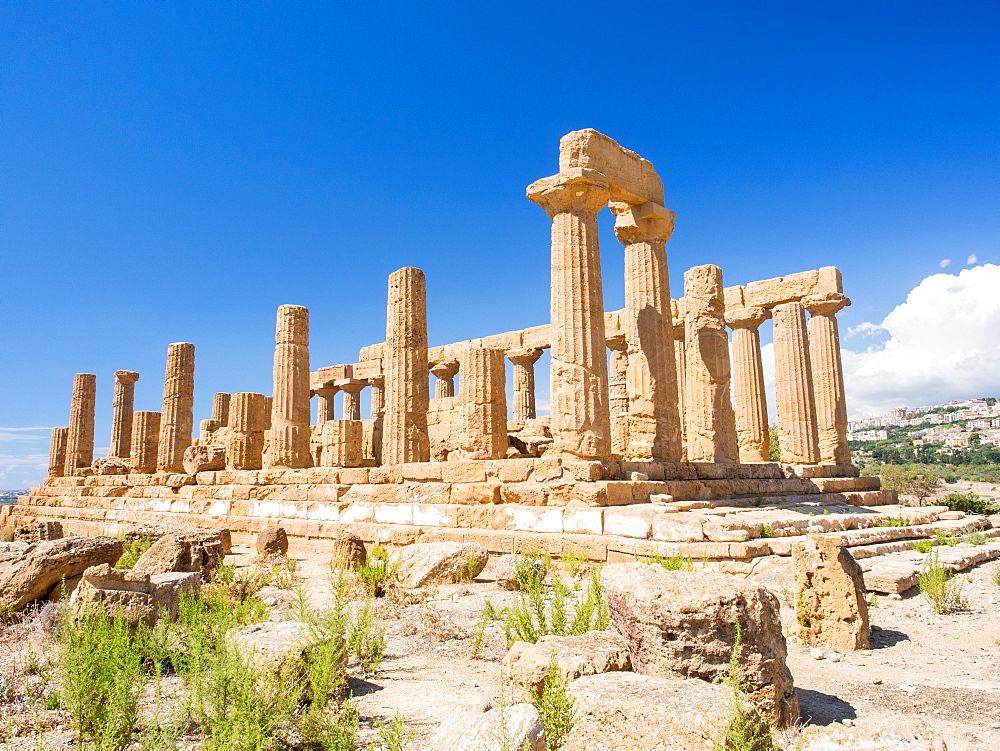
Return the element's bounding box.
[5,130,894,567]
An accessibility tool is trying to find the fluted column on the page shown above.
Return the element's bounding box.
[612,201,682,461]
[110,370,140,458]
[773,302,820,464]
[527,172,612,459]
[199,419,221,440]
[340,381,365,421]
[268,305,311,468]
[211,393,231,427]
[672,315,687,461]
[48,427,68,478]
[459,346,508,459]
[64,373,97,475]
[315,387,339,423]
[606,335,629,457]
[130,411,161,474]
[430,361,460,399]
[156,343,195,472]
[382,267,430,464]
[725,307,772,463]
[366,373,386,465]
[683,266,739,463]
[804,293,851,465]
[507,348,542,421]
[227,392,268,470]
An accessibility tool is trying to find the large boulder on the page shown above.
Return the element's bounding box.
[502,630,631,701]
[14,520,63,543]
[426,703,545,751]
[798,716,947,750]
[393,542,488,588]
[124,524,232,554]
[563,672,770,751]
[132,531,224,578]
[256,526,288,557]
[0,536,123,611]
[182,444,226,474]
[600,563,798,727]
[793,536,870,650]
[67,563,201,627]
[330,532,366,570]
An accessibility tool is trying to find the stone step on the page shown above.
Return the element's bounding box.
[860,541,1000,594]
[766,516,989,555]
[847,527,1000,560]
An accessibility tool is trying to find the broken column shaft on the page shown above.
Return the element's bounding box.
[268,305,312,468]
[64,373,97,476]
[156,343,195,473]
[130,411,161,474]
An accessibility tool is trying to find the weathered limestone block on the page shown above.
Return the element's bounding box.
[563,672,767,751]
[130,411,162,474]
[458,347,507,460]
[612,200,682,462]
[0,536,124,611]
[47,426,68,478]
[268,305,312,468]
[132,531,224,579]
[797,715,947,750]
[600,563,798,727]
[183,444,226,474]
[108,370,140,460]
[683,266,739,463]
[726,306,772,463]
[318,419,363,468]
[528,170,612,459]
[502,630,631,701]
[773,302,820,464]
[330,532,366,569]
[426,703,545,751]
[793,536,870,650]
[507,348,542,421]
[211,392,231,426]
[92,456,131,475]
[256,526,288,556]
[68,564,158,628]
[227,392,268,470]
[157,343,196,473]
[558,128,664,205]
[382,267,430,464]
[804,291,851,465]
[13,521,63,543]
[65,373,97,476]
[199,419,222,440]
[394,542,488,588]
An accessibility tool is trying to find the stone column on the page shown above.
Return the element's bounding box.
[606,335,629,457]
[211,393,231,427]
[430,361,460,399]
[804,293,852,465]
[612,202,682,461]
[227,392,268,470]
[773,302,821,464]
[725,307,772,463]
[366,373,386,465]
[506,348,542,421]
[340,381,365,421]
[672,316,688,460]
[268,305,311,468]
[527,172,612,459]
[109,370,140,459]
[683,266,739,463]
[315,387,339,423]
[48,427,68,478]
[382,267,430,465]
[199,419,221,440]
[156,343,195,473]
[320,420,364,468]
[130,411,161,474]
[459,346,508,459]
[64,373,97,475]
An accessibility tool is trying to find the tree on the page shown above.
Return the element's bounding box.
[969,432,981,446]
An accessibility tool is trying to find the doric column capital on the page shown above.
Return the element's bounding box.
[366,373,385,388]
[314,386,339,397]
[506,348,543,367]
[610,201,675,245]
[605,333,627,352]
[336,379,366,394]
[114,370,140,385]
[429,360,460,379]
[725,306,771,330]
[527,170,610,218]
[802,292,851,316]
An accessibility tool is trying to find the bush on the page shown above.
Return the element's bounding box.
[502,571,608,647]
[718,619,776,749]
[537,655,575,750]
[919,551,968,614]
[115,535,154,569]
[914,539,934,554]
[940,492,1000,516]
[358,545,399,597]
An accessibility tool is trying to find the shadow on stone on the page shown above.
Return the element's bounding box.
[347,676,383,697]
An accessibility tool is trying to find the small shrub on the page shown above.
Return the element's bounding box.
[964,531,988,546]
[867,593,879,609]
[919,551,968,614]
[515,551,549,594]
[645,553,695,571]
[454,555,482,583]
[0,527,14,542]
[878,516,909,528]
[503,571,608,647]
[992,565,1000,588]
[469,596,500,658]
[358,545,399,597]
[716,619,776,750]
[760,524,774,539]
[940,492,1000,516]
[561,549,589,578]
[914,539,934,554]
[373,711,416,751]
[537,655,575,750]
[115,535,154,569]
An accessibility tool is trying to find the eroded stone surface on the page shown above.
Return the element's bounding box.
[793,535,870,650]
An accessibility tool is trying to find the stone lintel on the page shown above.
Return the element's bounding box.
[557,128,665,205]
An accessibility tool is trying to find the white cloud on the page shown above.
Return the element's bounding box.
[0,453,48,490]
[846,322,885,338]
[939,259,951,268]
[967,253,978,265]
[760,264,1000,420]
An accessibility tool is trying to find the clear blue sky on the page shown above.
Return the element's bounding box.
[1,2,997,486]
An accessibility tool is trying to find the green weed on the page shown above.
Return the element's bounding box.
[964,531,988,546]
[115,535,154,569]
[914,539,934,554]
[919,551,968,614]
[645,553,695,571]
[358,544,399,597]
[714,618,776,750]
[537,655,575,750]
[373,711,416,751]
[503,571,608,647]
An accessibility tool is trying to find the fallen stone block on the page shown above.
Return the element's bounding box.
[183,444,227,474]
[393,541,488,588]
[797,715,947,750]
[132,531,224,578]
[14,520,63,543]
[256,526,288,556]
[793,536,870,650]
[426,703,545,751]
[330,532,366,570]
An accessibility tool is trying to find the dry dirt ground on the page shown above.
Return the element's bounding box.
[2,541,999,750]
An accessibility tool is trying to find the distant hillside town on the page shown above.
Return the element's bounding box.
[849,397,1000,450]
